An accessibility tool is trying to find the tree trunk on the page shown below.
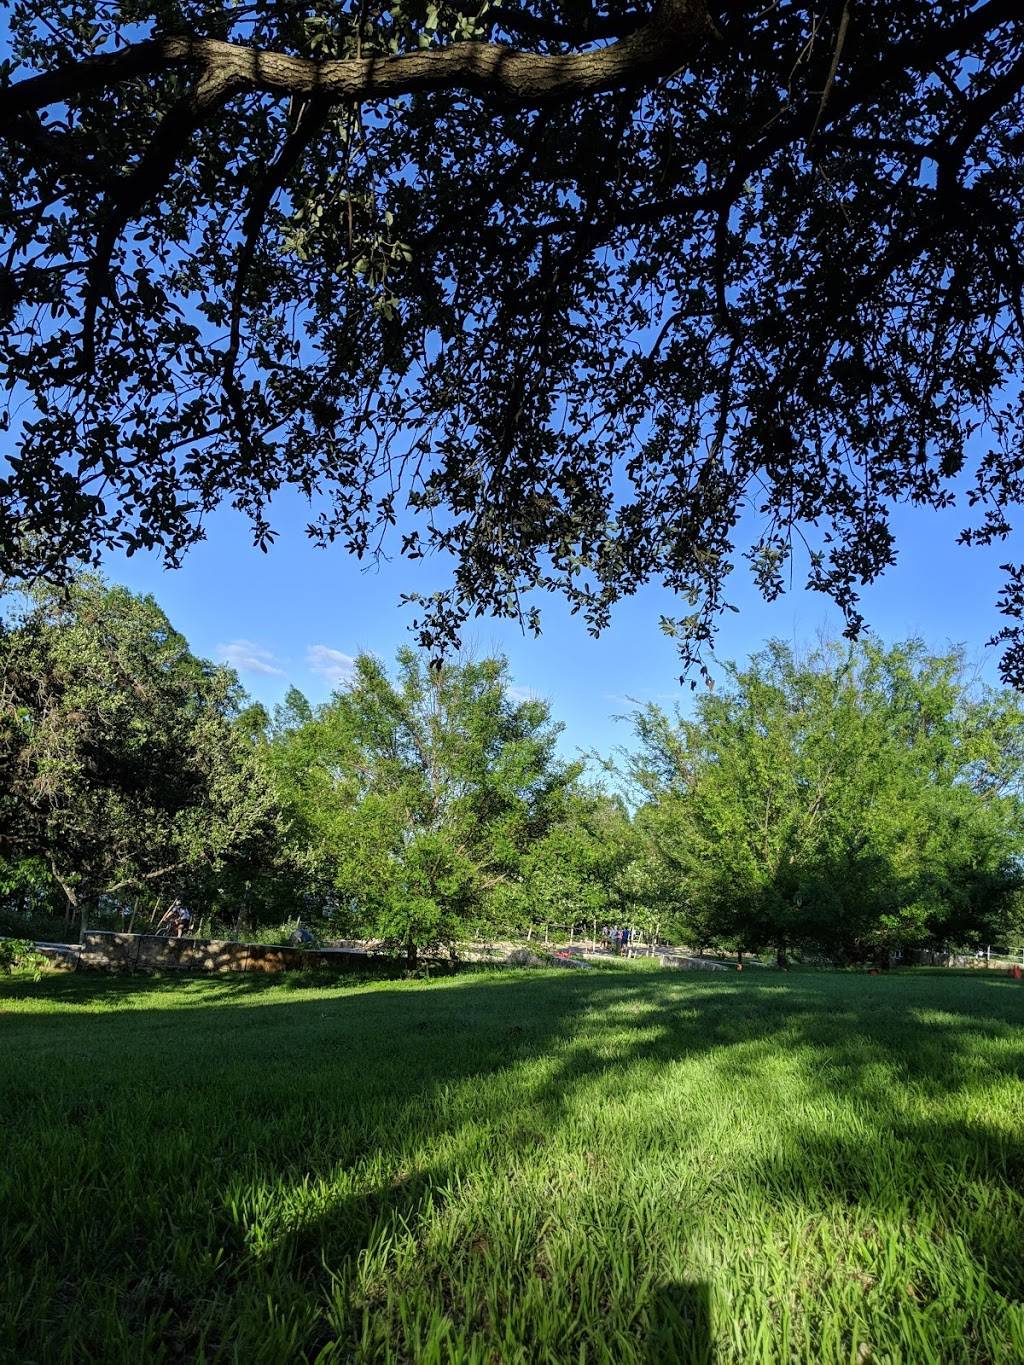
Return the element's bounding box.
[737,949,744,972]
[776,944,789,970]
[49,863,81,941]
[405,936,418,971]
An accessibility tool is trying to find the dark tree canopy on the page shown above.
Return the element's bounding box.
[1,1,1023,676]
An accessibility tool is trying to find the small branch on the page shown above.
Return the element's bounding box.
[808,1,850,145]
[452,0,651,44]
[82,72,241,372]
[106,860,190,894]
[224,96,330,402]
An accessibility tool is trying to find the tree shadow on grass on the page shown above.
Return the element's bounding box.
[505,972,1024,1121]
[2,968,1023,1361]
[647,1282,714,1364]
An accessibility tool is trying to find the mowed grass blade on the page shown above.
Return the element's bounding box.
[1,966,1023,1362]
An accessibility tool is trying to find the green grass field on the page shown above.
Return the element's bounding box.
[2,965,1023,1364]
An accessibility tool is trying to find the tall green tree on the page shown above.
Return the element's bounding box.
[515,789,640,938]
[0,574,277,935]
[624,639,1024,961]
[272,649,580,963]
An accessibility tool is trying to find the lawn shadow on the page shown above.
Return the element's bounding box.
[513,971,1024,1117]
[647,1281,714,1364]
[3,967,1023,1361]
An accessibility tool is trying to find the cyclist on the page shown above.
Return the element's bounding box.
[155,901,192,938]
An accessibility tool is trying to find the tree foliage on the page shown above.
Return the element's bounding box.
[2,562,1023,962]
[1,3,1023,677]
[270,648,582,960]
[623,639,1024,958]
[0,574,277,930]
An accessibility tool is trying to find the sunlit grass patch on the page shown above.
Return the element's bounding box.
[2,967,1023,1362]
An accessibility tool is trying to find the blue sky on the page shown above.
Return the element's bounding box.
[103,481,1021,762]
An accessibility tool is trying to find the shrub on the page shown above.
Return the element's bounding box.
[0,939,47,979]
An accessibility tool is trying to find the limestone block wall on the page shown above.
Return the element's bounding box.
[34,942,81,971]
[74,931,399,976]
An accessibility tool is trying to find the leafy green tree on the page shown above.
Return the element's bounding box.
[624,639,1024,961]
[272,649,580,963]
[0,937,46,977]
[0,854,61,938]
[2,4,1024,679]
[515,789,638,938]
[0,574,277,936]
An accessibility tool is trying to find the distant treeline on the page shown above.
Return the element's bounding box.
[3,574,1023,964]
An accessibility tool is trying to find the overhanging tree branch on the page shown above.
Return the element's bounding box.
[1,1,715,118]
[81,70,243,373]
[223,97,332,446]
[3,1,1024,686]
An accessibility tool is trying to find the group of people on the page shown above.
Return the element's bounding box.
[601,925,632,956]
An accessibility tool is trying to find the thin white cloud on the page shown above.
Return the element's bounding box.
[508,684,539,703]
[217,640,285,677]
[307,644,357,686]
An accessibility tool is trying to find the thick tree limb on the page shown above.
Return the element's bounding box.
[900,0,1020,72]
[935,49,1024,193]
[1,0,714,117]
[107,860,190,893]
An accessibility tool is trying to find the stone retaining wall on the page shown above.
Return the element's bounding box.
[69,931,407,976]
[34,942,81,971]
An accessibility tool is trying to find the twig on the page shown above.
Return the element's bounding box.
[809,2,851,144]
